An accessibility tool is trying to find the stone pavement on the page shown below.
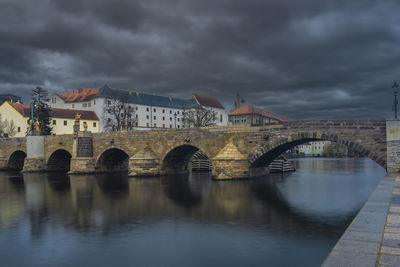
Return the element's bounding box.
[322,174,397,267]
[377,175,400,266]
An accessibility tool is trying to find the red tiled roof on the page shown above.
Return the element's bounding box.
[229,104,289,122]
[7,101,30,117]
[49,108,99,121]
[193,94,225,109]
[57,88,99,103]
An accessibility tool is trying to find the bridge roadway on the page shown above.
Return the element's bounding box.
[0,120,388,179]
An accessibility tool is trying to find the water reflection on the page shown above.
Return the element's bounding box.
[0,158,386,267]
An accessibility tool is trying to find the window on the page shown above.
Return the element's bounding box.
[52,120,56,125]
[162,109,165,113]
[153,108,156,112]
[146,123,149,127]
[170,117,172,121]
[163,124,165,128]
[128,114,131,118]
[177,111,180,114]
[178,125,180,128]
[64,120,67,126]
[154,123,156,127]
[154,116,156,120]
[170,110,172,114]
[146,115,149,119]
[135,106,138,111]
[177,118,180,122]
[146,107,149,112]
[108,118,111,123]
[93,122,97,127]
[72,104,75,108]
[27,120,29,124]
[136,114,138,118]
[17,127,21,132]
[108,100,111,105]
[220,114,223,122]
[162,117,165,121]
[88,102,91,107]
[94,100,96,105]
[170,124,172,128]
[83,103,87,107]
[135,122,138,126]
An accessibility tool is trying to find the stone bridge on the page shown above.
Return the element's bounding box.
[0,120,393,179]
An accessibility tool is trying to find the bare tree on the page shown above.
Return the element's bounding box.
[183,107,217,128]
[0,114,17,137]
[103,96,137,131]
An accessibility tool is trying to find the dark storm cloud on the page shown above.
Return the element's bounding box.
[0,0,399,119]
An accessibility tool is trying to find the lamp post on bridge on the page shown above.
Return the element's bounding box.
[393,82,399,119]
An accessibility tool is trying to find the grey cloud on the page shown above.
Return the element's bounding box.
[0,0,399,119]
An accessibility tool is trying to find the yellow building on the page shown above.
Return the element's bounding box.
[0,101,99,137]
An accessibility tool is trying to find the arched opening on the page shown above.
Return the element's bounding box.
[96,148,129,173]
[251,137,385,170]
[161,145,209,175]
[47,149,72,172]
[251,139,317,168]
[190,150,212,172]
[8,150,27,171]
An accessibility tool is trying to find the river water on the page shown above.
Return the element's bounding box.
[0,158,386,267]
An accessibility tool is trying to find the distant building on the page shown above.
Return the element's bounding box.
[228,94,288,125]
[0,101,99,137]
[0,94,22,105]
[48,85,228,131]
[296,141,349,157]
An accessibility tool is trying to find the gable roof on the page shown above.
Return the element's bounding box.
[97,84,199,109]
[192,94,225,109]
[4,101,31,117]
[49,108,99,121]
[2,101,98,121]
[0,94,22,105]
[56,88,99,103]
[229,104,289,122]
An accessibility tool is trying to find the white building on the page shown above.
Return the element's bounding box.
[297,141,332,156]
[49,85,228,132]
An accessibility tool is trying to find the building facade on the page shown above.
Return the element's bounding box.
[228,94,288,125]
[0,101,99,137]
[49,85,228,131]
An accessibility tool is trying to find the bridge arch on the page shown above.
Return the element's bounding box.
[8,150,27,170]
[96,148,130,173]
[161,144,211,175]
[47,149,72,172]
[250,131,386,169]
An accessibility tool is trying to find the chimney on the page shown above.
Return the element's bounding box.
[235,94,241,108]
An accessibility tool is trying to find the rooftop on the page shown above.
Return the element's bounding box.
[56,88,99,103]
[229,104,289,122]
[192,94,225,109]
[97,84,199,109]
[4,101,98,120]
[50,108,99,121]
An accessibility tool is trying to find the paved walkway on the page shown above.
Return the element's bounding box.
[322,174,400,267]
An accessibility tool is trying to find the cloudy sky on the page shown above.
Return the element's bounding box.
[1,0,399,119]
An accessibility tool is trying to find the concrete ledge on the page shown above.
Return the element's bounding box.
[322,174,396,267]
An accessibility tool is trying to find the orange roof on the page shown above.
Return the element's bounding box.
[57,88,99,103]
[6,101,31,117]
[229,104,289,122]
